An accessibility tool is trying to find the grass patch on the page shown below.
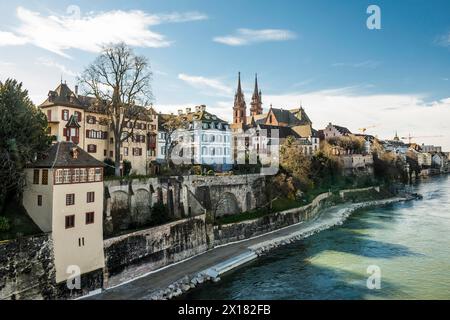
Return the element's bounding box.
[0,201,43,241]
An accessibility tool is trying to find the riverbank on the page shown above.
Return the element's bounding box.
[87,195,411,300]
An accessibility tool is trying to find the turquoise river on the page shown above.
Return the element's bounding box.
[185,175,450,300]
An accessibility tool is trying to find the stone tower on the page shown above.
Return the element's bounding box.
[250,73,263,117]
[232,72,246,126]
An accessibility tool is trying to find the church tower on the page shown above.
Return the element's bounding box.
[250,73,263,116]
[232,72,247,126]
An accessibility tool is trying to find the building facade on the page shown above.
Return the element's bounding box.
[157,105,232,170]
[22,142,105,284]
[39,82,158,175]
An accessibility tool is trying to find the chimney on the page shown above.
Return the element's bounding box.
[74,85,78,95]
[195,105,201,112]
[178,109,183,116]
[186,107,191,113]
[200,105,206,111]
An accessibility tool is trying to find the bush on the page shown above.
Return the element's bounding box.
[192,165,202,175]
[0,216,10,232]
[206,169,215,176]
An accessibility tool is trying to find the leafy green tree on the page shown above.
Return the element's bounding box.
[0,79,50,212]
[279,136,313,192]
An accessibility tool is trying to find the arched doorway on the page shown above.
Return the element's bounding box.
[215,192,240,217]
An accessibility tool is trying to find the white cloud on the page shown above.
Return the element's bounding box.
[36,57,77,77]
[0,31,27,46]
[0,6,207,57]
[213,28,296,46]
[178,73,232,95]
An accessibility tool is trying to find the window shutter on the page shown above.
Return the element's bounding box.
[77,112,81,122]
[63,128,67,137]
[86,129,90,137]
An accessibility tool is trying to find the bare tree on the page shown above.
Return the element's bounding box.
[78,43,153,176]
[160,115,188,169]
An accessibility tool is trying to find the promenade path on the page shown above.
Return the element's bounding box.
[87,204,352,300]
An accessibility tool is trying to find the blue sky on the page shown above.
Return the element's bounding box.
[1,0,449,148]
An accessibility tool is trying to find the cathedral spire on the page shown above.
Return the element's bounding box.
[233,72,246,125]
[237,72,242,95]
[250,73,263,117]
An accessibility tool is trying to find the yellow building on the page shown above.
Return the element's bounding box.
[23,142,105,284]
[39,82,158,175]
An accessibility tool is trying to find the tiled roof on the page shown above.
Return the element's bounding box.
[270,108,303,126]
[39,83,157,121]
[257,124,301,139]
[30,142,105,168]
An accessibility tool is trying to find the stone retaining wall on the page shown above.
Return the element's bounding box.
[213,192,333,246]
[0,234,55,300]
[103,214,210,288]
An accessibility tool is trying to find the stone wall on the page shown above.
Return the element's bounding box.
[0,234,55,300]
[103,214,210,288]
[0,234,104,300]
[104,174,265,235]
[213,192,332,246]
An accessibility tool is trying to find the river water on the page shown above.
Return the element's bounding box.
[185,175,450,300]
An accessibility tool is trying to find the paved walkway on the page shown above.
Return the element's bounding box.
[87,204,351,300]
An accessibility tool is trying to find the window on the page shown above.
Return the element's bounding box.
[78,237,85,247]
[85,212,95,224]
[47,110,52,121]
[37,195,42,206]
[109,150,113,158]
[87,115,96,124]
[80,168,87,182]
[41,169,48,185]
[63,169,71,183]
[87,144,97,153]
[88,168,95,182]
[74,111,81,122]
[62,109,69,121]
[202,147,207,156]
[65,215,75,229]
[55,169,63,184]
[33,169,40,184]
[160,147,166,155]
[86,192,95,203]
[72,168,80,183]
[66,193,75,206]
[94,168,102,181]
[104,149,107,156]
[110,138,114,144]
[133,148,142,156]
[124,147,129,156]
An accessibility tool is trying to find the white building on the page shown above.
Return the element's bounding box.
[157,105,232,170]
[421,144,442,153]
[22,142,105,284]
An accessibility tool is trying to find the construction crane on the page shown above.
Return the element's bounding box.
[400,134,443,144]
[358,125,378,134]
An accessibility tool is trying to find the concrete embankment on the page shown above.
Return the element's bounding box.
[136,196,410,300]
